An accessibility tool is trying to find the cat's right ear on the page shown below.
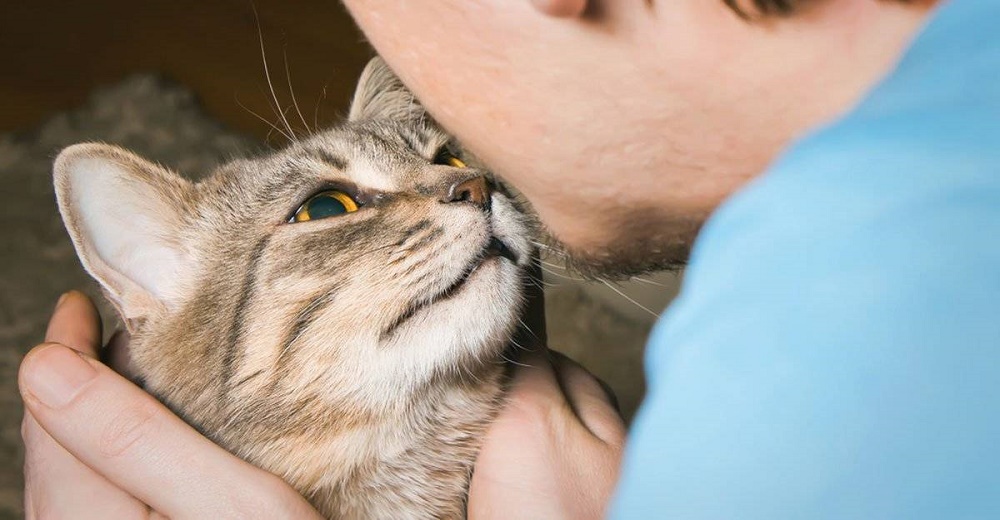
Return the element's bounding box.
[348,56,427,122]
[54,143,195,328]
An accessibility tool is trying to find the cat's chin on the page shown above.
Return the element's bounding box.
[381,251,522,344]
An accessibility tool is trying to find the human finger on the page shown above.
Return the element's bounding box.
[22,410,149,519]
[19,343,321,519]
[504,346,566,413]
[44,291,102,358]
[550,351,626,446]
[24,293,147,518]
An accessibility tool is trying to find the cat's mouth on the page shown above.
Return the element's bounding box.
[380,236,518,340]
[484,236,519,264]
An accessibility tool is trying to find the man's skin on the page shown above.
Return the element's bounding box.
[19,0,939,517]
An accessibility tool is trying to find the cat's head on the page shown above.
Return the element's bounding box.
[53,58,533,416]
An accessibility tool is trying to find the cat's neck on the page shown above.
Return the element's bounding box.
[132,321,506,519]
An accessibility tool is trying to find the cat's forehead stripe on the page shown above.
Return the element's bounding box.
[306,149,348,171]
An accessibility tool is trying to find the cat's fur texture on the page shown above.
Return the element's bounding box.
[53,58,533,519]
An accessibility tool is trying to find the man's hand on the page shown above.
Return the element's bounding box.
[468,348,626,520]
[19,291,321,519]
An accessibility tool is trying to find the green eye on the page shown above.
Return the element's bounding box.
[433,147,467,168]
[291,190,359,223]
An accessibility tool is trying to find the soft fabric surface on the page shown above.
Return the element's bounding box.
[0,76,667,518]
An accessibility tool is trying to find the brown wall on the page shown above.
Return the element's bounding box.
[0,0,373,139]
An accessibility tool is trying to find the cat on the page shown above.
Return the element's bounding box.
[53,57,534,519]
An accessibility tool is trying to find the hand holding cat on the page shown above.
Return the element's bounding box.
[468,348,626,520]
[19,291,323,519]
[468,262,626,520]
[21,291,624,519]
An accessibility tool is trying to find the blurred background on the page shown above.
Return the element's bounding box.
[1,0,371,141]
[0,2,680,517]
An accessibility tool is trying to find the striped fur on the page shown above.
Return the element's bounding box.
[54,58,535,519]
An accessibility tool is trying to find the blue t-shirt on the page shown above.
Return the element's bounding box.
[613,1,1000,518]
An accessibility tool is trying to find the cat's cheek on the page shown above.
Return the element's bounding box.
[490,196,535,269]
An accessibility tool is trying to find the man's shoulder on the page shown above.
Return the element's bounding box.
[671,0,1000,343]
[622,167,1000,516]
[617,130,1000,520]
[613,3,1000,516]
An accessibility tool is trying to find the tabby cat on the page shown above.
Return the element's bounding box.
[54,57,533,519]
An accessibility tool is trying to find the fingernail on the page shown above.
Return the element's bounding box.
[55,292,71,309]
[22,344,98,408]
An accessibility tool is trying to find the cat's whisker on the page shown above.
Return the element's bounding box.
[524,274,556,289]
[235,95,294,143]
[599,279,660,319]
[516,318,540,342]
[531,239,672,287]
[540,259,568,270]
[508,337,532,354]
[540,266,584,282]
[539,262,587,282]
[530,240,564,255]
[268,105,298,143]
[525,272,555,285]
[252,2,297,141]
[499,351,532,368]
[283,44,312,136]
[629,276,668,288]
[461,362,484,385]
[314,83,330,132]
[261,95,298,139]
[531,241,574,266]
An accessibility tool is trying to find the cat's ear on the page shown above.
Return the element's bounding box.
[349,56,427,122]
[54,143,195,326]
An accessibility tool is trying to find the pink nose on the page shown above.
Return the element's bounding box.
[442,176,492,210]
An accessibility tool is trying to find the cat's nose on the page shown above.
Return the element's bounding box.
[442,176,492,210]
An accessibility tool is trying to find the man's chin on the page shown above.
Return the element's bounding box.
[548,210,704,280]
[559,239,690,280]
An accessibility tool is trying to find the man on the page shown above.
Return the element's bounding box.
[20,0,1000,517]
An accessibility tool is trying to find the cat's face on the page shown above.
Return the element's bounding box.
[54,59,533,418]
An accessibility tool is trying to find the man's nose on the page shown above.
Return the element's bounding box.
[441,176,492,210]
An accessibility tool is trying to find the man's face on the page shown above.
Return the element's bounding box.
[343,0,924,277]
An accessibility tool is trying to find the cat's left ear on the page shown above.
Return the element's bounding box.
[348,56,428,122]
[54,143,196,328]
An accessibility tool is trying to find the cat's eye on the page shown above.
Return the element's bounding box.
[290,190,359,223]
[433,147,467,169]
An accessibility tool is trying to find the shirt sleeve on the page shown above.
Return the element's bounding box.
[611,1,1000,518]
